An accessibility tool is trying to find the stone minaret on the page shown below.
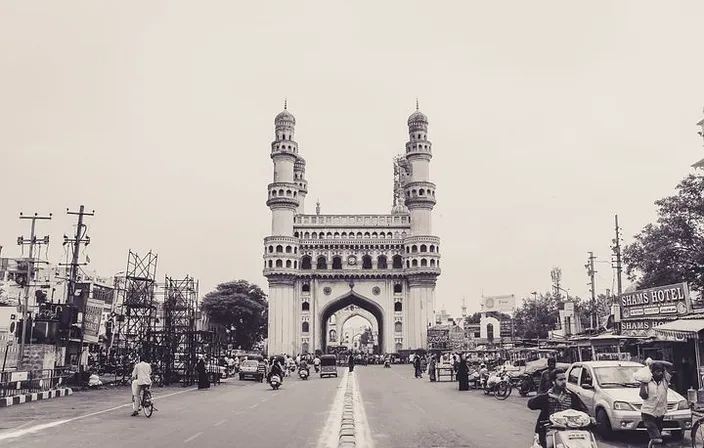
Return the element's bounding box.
[403,101,441,349]
[264,102,301,356]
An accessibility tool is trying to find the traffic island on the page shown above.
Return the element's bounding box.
[0,388,73,407]
[338,372,357,448]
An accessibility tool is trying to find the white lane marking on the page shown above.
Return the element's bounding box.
[233,410,242,415]
[351,372,374,448]
[411,402,427,415]
[184,432,203,443]
[316,371,348,448]
[389,369,406,380]
[249,403,258,408]
[213,419,226,427]
[0,387,196,441]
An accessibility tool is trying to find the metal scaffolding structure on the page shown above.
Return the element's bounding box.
[117,250,158,381]
[150,275,198,386]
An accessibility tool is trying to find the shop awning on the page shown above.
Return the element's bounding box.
[653,319,704,340]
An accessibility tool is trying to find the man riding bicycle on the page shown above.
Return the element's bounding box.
[527,368,590,448]
[131,352,153,417]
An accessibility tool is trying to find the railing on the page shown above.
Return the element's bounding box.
[0,366,73,398]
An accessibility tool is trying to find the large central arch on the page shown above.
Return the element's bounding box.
[320,292,384,354]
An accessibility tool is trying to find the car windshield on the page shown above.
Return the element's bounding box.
[593,366,642,388]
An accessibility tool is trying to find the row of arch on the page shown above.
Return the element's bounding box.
[406,188,435,199]
[267,245,298,254]
[300,244,402,251]
[301,255,403,270]
[295,231,405,240]
[406,244,439,253]
[269,188,298,198]
[301,283,403,294]
[268,243,439,254]
[300,301,403,312]
[265,257,439,270]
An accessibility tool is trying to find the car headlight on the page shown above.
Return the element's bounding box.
[613,401,637,411]
[677,400,690,410]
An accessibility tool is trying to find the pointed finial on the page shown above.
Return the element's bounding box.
[316,199,321,215]
[284,98,287,110]
[415,98,419,111]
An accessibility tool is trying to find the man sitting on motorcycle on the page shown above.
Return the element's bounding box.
[527,368,590,448]
[299,358,309,374]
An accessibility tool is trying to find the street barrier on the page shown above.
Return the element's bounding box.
[0,367,73,398]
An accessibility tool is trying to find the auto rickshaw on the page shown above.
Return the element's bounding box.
[320,354,338,378]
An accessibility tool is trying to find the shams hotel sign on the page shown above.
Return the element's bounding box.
[618,282,692,337]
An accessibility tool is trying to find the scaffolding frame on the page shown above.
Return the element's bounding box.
[117,251,158,381]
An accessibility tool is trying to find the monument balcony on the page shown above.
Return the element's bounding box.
[294,214,411,227]
[299,238,404,247]
[264,235,300,245]
[404,265,441,276]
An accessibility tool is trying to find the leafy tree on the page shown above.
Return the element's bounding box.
[359,327,373,346]
[201,280,268,350]
[512,292,562,339]
[623,174,704,295]
[573,294,613,329]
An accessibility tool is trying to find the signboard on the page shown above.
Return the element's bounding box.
[616,318,674,338]
[83,299,103,343]
[500,318,513,339]
[92,284,115,306]
[620,283,691,320]
[481,295,516,313]
[427,328,450,350]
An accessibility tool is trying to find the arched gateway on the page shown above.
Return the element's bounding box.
[263,103,441,356]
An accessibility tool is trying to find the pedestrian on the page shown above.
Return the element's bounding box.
[348,352,355,372]
[639,361,671,445]
[457,354,470,391]
[428,356,437,382]
[196,357,210,390]
[413,354,422,378]
[538,357,556,394]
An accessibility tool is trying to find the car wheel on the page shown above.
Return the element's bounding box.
[669,429,684,441]
[595,408,612,439]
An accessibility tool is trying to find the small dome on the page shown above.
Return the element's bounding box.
[407,110,428,127]
[275,109,296,126]
[391,203,410,215]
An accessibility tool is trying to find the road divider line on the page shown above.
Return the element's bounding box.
[0,387,197,442]
[411,402,427,415]
[249,403,258,408]
[316,371,348,448]
[213,419,227,427]
[351,371,374,448]
[184,432,203,443]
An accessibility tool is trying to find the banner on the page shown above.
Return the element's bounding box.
[427,328,449,350]
[481,295,516,313]
[92,284,115,306]
[83,299,103,344]
[500,318,513,338]
[620,283,691,320]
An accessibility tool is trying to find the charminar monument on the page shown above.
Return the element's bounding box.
[263,102,441,356]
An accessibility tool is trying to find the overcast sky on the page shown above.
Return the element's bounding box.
[1,1,704,317]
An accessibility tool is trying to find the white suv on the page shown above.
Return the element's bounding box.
[564,361,691,441]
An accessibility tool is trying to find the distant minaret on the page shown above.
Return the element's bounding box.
[315,200,321,215]
[461,297,467,319]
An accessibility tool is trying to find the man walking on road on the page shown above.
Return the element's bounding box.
[131,353,152,416]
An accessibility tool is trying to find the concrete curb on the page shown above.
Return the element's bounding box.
[0,388,73,408]
[338,372,356,448]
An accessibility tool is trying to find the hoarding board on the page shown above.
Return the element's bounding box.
[427,328,449,350]
[481,295,516,313]
[620,283,691,320]
[616,318,674,338]
[83,299,103,344]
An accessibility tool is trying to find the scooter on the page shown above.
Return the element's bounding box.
[270,374,282,390]
[541,409,599,448]
[298,368,309,380]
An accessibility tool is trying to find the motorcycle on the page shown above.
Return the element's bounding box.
[540,409,599,448]
[298,368,309,380]
[384,360,391,368]
[483,371,512,400]
[270,374,282,390]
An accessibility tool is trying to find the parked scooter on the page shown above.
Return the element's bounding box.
[270,374,282,390]
[298,368,309,380]
[539,409,599,448]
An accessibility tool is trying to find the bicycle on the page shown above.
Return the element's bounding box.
[137,385,158,418]
[692,414,704,447]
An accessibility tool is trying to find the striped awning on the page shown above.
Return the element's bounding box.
[653,319,704,340]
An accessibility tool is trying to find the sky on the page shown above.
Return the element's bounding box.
[1,1,704,318]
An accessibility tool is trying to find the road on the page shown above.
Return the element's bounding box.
[0,365,694,447]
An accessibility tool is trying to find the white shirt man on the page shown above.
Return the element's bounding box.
[131,360,152,416]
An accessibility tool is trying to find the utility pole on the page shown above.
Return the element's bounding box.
[60,205,94,369]
[612,215,623,298]
[586,252,597,330]
[17,212,52,361]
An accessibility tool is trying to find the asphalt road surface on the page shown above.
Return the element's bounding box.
[0,365,695,447]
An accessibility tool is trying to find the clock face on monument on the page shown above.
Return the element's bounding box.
[485,298,494,310]
[348,256,357,266]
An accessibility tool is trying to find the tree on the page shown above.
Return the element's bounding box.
[623,174,704,295]
[201,280,268,350]
[359,327,373,346]
[464,312,482,324]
